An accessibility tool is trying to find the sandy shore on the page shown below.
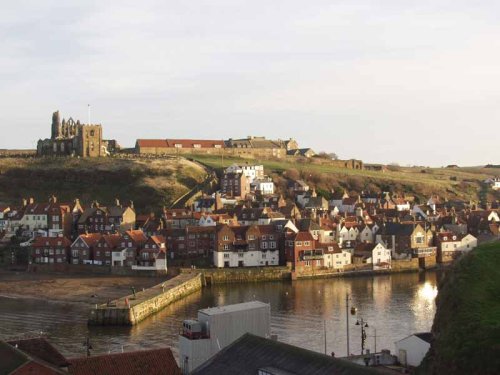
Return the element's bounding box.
[0,270,167,305]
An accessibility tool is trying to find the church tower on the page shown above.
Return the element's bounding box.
[51,110,61,139]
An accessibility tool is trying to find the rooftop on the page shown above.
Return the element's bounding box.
[199,301,269,316]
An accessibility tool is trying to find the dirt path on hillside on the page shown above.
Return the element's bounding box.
[0,270,166,305]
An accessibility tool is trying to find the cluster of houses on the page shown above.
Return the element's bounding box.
[0,164,498,272]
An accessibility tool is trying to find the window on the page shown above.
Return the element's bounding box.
[105,251,110,257]
[248,235,255,240]
[223,235,229,241]
[96,251,100,257]
[262,253,266,259]
[296,241,302,246]
[261,242,268,249]
[223,253,230,259]
[223,245,230,250]
[270,242,276,249]
[304,241,310,246]
[238,253,244,258]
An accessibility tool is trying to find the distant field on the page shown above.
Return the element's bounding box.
[185,154,500,203]
[0,157,207,212]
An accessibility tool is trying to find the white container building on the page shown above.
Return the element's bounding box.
[179,301,271,374]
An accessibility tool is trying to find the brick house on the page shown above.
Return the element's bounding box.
[94,233,122,266]
[214,224,279,267]
[77,201,136,234]
[31,236,71,264]
[285,231,322,269]
[137,235,167,268]
[221,172,250,199]
[70,233,102,265]
[185,226,216,258]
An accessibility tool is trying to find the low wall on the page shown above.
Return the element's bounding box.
[88,273,204,326]
[191,267,291,284]
[392,258,420,271]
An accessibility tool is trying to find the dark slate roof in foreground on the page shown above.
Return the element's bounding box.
[192,333,385,375]
[414,332,433,344]
[7,337,69,367]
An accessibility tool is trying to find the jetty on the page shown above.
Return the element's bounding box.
[88,273,205,326]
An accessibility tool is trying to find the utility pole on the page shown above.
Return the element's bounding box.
[324,320,327,355]
[374,328,377,353]
[356,318,369,355]
[346,293,350,356]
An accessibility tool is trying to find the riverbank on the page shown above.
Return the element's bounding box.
[0,269,166,305]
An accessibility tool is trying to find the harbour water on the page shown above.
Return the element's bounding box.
[0,270,441,359]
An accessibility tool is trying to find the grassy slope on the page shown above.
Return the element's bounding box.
[418,242,500,374]
[185,154,500,202]
[0,157,207,213]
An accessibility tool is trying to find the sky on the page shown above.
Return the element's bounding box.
[1,0,499,166]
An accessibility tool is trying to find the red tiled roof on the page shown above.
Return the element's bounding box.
[124,230,147,244]
[77,233,103,247]
[68,348,181,375]
[32,237,71,248]
[101,234,122,248]
[294,231,314,242]
[137,139,225,149]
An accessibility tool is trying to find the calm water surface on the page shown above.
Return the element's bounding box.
[0,271,442,359]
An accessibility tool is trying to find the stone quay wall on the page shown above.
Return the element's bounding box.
[183,267,292,285]
[88,273,204,326]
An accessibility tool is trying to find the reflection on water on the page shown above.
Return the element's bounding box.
[0,270,442,359]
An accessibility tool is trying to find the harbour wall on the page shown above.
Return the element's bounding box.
[88,273,204,326]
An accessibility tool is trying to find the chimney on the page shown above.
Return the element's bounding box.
[50,195,57,204]
[129,201,134,209]
[29,197,34,205]
[115,198,120,207]
[22,198,27,207]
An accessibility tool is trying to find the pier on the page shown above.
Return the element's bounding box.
[88,273,205,326]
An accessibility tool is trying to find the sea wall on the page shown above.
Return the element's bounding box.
[187,267,291,285]
[88,273,204,326]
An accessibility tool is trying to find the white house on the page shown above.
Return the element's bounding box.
[322,247,352,269]
[357,225,375,243]
[337,225,359,243]
[395,333,432,368]
[250,178,275,195]
[225,164,264,183]
[371,242,392,270]
[198,215,217,227]
[458,234,477,251]
[214,249,279,268]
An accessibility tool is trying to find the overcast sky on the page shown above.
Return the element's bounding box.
[1,0,499,166]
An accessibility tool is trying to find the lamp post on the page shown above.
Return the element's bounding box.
[355,318,369,355]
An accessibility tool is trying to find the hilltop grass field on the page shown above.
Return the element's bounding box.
[185,153,500,203]
[0,157,207,212]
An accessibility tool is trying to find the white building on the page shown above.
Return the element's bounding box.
[225,164,264,183]
[250,178,275,195]
[323,248,352,269]
[214,248,279,268]
[395,333,432,368]
[371,242,392,270]
[179,301,271,373]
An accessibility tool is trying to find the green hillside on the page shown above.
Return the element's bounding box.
[418,242,500,374]
[0,157,207,213]
[186,154,500,203]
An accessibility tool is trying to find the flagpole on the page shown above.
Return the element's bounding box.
[88,104,91,125]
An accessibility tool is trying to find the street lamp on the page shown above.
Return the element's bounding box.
[355,318,369,355]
